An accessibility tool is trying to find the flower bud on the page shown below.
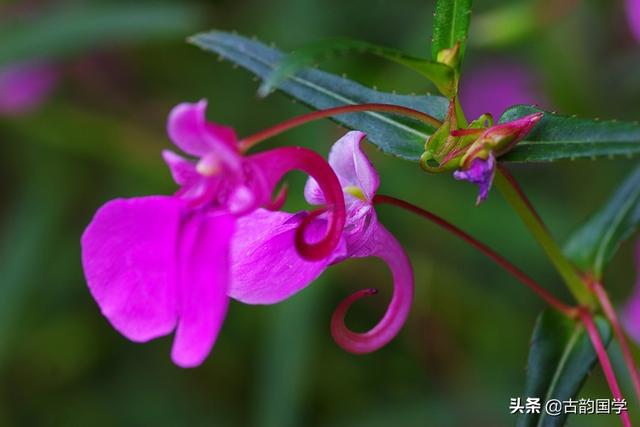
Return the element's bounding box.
[460,112,543,168]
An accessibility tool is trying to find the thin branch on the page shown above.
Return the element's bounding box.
[591,280,640,404]
[238,103,442,151]
[373,194,576,317]
[578,307,632,427]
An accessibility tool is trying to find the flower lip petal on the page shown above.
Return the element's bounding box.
[171,210,235,368]
[229,208,346,304]
[81,196,182,343]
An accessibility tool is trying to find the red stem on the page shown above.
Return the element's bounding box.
[591,280,640,404]
[238,103,442,151]
[373,194,576,317]
[578,307,632,427]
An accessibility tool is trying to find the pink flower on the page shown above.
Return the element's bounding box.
[628,0,640,42]
[230,131,414,354]
[623,239,640,343]
[81,100,346,368]
[0,61,58,115]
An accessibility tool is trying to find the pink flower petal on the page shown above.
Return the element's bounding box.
[0,61,58,115]
[331,223,414,354]
[167,99,241,170]
[162,150,199,187]
[171,210,235,368]
[305,131,379,204]
[82,196,235,368]
[81,196,182,342]
[230,209,346,304]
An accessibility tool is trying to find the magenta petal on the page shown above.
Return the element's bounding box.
[230,209,346,304]
[0,61,59,115]
[81,196,182,342]
[628,0,640,42]
[162,150,199,187]
[171,210,235,368]
[331,223,414,354]
[305,131,379,204]
[167,100,241,169]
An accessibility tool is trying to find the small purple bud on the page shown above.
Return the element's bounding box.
[453,154,496,205]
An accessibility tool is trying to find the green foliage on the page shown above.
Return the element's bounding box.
[517,310,612,427]
[0,3,201,66]
[500,105,640,162]
[258,38,455,97]
[470,1,538,48]
[189,31,448,160]
[430,0,472,68]
[191,34,640,165]
[564,166,640,278]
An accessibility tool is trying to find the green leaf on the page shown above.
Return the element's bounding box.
[258,37,455,97]
[0,3,201,66]
[564,165,640,278]
[500,105,640,162]
[189,31,448,161]
[518,310,612,427]
[431,0,473,67]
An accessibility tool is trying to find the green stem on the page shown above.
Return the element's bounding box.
[494,166,593,306]
[453,95,467,128]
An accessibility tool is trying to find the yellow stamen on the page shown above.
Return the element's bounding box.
[344,185,366,201]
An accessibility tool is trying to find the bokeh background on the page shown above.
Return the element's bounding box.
[1,0,639,426]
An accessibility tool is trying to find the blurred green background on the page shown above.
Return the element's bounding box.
[1,0,639,426]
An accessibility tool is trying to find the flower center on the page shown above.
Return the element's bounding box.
[344,185,367,201]
[196,153,221,177]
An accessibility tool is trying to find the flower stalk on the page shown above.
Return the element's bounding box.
[238,103,442,151]
[373,194,576,316]
[591,280,640,404]
[493,165,594,306]
[578,307,632,427]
